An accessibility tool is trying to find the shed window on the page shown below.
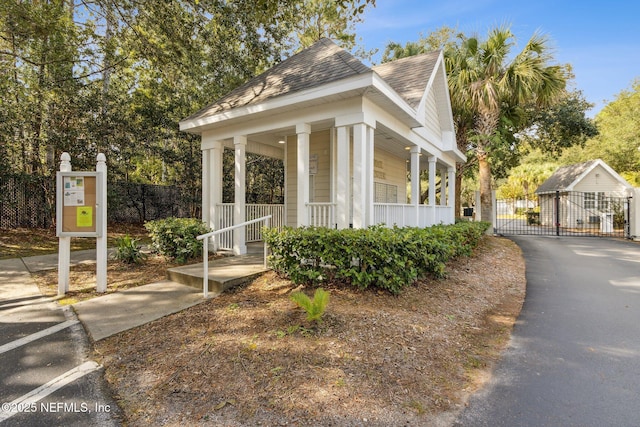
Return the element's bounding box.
[584,192,607,210]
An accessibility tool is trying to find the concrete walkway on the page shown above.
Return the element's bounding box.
[1,248,265,341]
[0,258,44,310]
[73,281,203,341]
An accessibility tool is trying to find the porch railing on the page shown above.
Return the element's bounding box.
[373,203,414,227]
[435,205,454,225]
[197,215,271,298]
[215,204,284,250]
[247,204,285,240]
[375,203,454,227]
[307,202,335,228]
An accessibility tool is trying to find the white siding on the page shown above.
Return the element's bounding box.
[286,135,297,227]
[286,130,331,226]
[573,165,629,197]
[424,90,442,141]
[310,130,332,203]
[373,147,407,203]
[286,130,410,227]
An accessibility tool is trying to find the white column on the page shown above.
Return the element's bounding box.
[330,129,336,226]
[233,135,247,255]
[352,123,367,228]
[201,148,211,227]
[428,156,437,225]
[296,123,311,227]
[428,157,437,206]
[366,126,375,226]
[96,153,107,293]
[447,167,456,208]
[336,126,350,229]
[58,153,72,296]
[210,141,223,230]
[440,168,447,206]
[410,146,421,226]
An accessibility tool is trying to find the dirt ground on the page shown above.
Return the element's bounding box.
[93,236,526,426]
[2,225,172,305]
[0,224,149,260]
[30,254,174,305]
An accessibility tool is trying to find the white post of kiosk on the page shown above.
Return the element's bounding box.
[57,153,72,296]
[96,154,107,293]
[56,152,107,295]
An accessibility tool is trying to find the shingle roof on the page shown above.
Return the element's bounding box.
[535,160,599,194]
[184,38,371,122]
[183,38,443,124]
[372,51,441,109]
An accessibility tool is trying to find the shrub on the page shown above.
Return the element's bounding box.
[112,234,147,264]
[290,288,330,323]
[264,221,490,294]
[144,217,212,263]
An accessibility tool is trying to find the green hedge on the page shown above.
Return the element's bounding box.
[263,221,490,294]
[144,217,212,263]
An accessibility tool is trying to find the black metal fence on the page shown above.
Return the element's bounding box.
[495,191,630,238]
[0,175,55,228]
[107,182,200,224]
[0,175,200,229]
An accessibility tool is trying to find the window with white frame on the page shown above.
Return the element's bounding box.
[584,192,607,210]
[584,192,595,209]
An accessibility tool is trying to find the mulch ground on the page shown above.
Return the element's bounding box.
[93,236,526,426]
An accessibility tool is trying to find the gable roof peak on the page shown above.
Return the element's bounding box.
[182,38,371,123]
[535,159,632,194]
[371,51,443,109]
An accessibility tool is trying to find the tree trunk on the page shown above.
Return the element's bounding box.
[475,110,499,233]
[453,120,472,219]
[478,149,493,232]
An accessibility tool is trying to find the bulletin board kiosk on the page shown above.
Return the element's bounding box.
[56,152,107,296]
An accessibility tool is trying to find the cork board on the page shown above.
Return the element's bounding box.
[61,175,96,233]
[57,171,103,237]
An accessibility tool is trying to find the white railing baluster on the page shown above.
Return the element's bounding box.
[307,202,335,228]
[372,203,452,227]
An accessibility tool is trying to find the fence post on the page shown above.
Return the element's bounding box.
[629,189,640,240]
[492,190,497,234]
[627,196,632,239]
[555,190,560,236]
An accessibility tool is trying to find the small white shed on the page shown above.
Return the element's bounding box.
[535,159,632,229]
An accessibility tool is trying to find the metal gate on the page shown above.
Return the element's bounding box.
[495,191,631,238]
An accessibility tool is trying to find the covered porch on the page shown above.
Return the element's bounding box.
[200,120,458,254]
[181,38,465,255]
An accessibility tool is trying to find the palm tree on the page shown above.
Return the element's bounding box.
[446,27,566,230]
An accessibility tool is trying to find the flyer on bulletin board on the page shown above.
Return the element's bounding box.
[76,206,93,227]
[63,176,85,206]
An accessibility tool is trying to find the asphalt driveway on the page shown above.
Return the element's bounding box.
[455,236,640,427]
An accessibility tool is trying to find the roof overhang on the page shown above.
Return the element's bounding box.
[179,71,423,135]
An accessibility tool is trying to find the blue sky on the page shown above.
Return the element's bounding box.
[354,0,640,116]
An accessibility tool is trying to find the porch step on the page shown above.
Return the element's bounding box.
[167,252,269,297]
